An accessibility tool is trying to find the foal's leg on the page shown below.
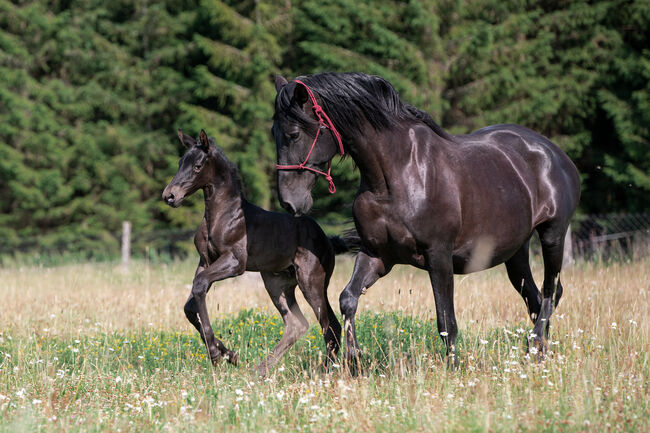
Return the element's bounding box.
[258,271,309,376]
[339,251,390,373]
[183,264,232,363]
[532,221,567,353]
[192,253,244,365]
[294,249,342,367]
[505,240,542,323]
[184,294,234,363]
[427,250,458,368]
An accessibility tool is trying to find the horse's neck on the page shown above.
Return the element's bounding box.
[348,126,407,193]
[348,123,448,194]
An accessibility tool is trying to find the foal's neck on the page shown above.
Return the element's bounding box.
[202,157,244,225]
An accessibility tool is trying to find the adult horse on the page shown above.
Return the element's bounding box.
[272,72,580,368]
[162,129,353,375]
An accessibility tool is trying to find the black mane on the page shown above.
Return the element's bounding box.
[275,72,453,143]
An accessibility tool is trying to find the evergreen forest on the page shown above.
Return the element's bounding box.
[1,0,648,259]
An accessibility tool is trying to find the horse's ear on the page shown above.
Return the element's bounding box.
[198,129,210,152]
[293,82,309,108]
[177,129,195,148]
[275,74,288,92]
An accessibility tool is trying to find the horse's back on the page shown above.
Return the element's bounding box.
[456,124,580,223]
[445,124,579,270]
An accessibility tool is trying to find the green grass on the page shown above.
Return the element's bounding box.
[1,309,647,432]
[1,258,648,432]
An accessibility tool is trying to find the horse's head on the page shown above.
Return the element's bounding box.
[272,75,343,216]
[162,129,216,207]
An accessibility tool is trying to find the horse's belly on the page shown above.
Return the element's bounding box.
[452,230,529,274]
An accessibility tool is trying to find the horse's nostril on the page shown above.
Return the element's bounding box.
[165,193,175,204]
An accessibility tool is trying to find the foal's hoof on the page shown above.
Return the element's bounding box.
[225,350,239,366]
[256,363,270,378]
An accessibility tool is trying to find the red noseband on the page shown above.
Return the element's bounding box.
[275,80,344,194]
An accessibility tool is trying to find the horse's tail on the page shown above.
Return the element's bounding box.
[328,229,361,255]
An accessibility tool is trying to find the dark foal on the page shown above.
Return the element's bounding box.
[162,129,344,375]
[272,72,580,371]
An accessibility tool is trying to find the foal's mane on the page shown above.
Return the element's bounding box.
[275,72,453,142]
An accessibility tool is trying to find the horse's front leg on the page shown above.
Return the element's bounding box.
[427,249,458,368]
[339,251,391,374]
[191,252,245,365]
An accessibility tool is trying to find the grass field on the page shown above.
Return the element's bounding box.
[0,256,648,432]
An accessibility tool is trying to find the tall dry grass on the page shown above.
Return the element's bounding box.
[0,257,648,432]
[2,257,647,340]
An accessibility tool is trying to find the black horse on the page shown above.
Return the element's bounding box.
[272,72,580,368]
[162,129,349,375]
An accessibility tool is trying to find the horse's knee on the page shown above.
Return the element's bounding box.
[192,278,210,298]
[184,297,198,318]
[339,289,359,319]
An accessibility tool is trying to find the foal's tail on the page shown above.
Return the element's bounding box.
[328,229,361,255]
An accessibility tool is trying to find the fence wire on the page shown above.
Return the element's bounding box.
[570,213,650,260]
[1,214,649,264]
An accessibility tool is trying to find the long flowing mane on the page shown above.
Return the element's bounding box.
[275,72,453,142]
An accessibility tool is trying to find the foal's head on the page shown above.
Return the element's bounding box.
[162,129,235,207]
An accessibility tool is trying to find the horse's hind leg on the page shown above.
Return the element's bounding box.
[295,253,342,368]
[532,221,568,352]
[505,240,542,323]
[258,270,309,376]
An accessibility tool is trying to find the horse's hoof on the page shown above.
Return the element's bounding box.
[528,338,548,362]
[446,353,459,370]
[225,350,239,366]
[345,352,362,376]
[210,353,223,366]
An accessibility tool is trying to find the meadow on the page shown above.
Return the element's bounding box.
[0,256,647,432]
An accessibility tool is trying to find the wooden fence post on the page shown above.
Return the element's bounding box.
[122,221,131,266]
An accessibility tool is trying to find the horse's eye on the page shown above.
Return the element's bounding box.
[287,132,300,141]
[193,164,202,172]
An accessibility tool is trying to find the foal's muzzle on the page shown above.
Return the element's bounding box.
[162,186,185,208]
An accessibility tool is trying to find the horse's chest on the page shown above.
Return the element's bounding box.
[354,195,426,267]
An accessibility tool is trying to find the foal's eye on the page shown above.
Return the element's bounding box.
[193,164,202,172]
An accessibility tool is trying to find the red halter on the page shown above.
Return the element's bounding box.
[275,80,344,194]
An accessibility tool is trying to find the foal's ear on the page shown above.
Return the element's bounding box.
[274,75,288,92]
[177,129,195,148]
[293,82,309,108]
[198,129,210,152]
